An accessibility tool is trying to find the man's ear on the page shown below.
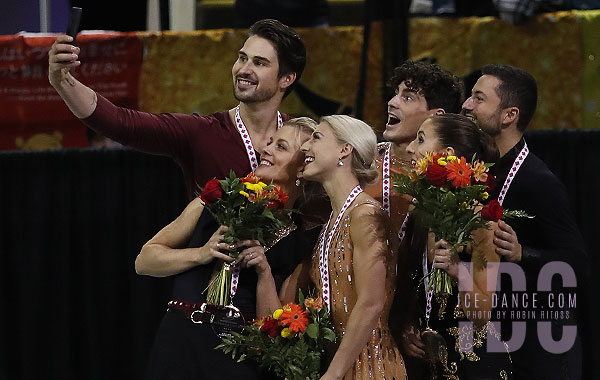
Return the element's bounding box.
[279,72,296,90]
[430,108,445,116]
[502,107,519,126]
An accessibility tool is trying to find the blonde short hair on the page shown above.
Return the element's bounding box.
[284,117,318,144]
[320,115,379,186]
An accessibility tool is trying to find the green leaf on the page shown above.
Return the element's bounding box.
[306,323,319,339]
[322,328,336,342]
[298,288,305,306]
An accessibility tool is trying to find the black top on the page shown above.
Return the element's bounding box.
[172,210,319,320]
[490,138,588,380]
[490,138,587,277]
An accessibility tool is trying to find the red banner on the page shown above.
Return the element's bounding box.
[0,33,142,150]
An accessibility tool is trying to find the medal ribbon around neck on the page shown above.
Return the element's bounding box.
[319,185,363,310]
[234,105,283,171]
[497,142,528,206]
[382,142,392,216]
[229,105,282,298]
[382,142,411,242]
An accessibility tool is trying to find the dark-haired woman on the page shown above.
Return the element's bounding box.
[394,114,515,380]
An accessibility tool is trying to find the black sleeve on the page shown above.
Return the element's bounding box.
[518,170,588,281]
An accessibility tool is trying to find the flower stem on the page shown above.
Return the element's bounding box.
[205,262,232,306]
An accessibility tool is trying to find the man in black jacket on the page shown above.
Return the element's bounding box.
[462,64,588,380]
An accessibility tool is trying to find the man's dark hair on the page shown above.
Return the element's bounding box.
[482,64,538,132]
[388,60,463,113]
[248,19,306,98]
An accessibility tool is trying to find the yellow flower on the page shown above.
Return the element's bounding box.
[414,157,429,175]
[437,157,447,166]
[482,192,489,200]
[460,202,468,210]
[239,190,249,198]
[281,327,292,338]
[244,182,267,192]
[273,309,283,320]
[424,152,434,165]
[446,155,457,162]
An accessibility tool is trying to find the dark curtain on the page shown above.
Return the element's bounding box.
[525,129,599,380]
[0,129,598,379]
[0,149,185,380]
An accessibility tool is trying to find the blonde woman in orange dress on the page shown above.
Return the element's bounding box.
[300,115,407,380]
[248,115,407,380]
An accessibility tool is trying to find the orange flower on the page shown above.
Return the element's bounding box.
[446,157,472,188]
[280,303,308,333]
[471,161,489,183]
[266,185,289,209]
[304,297,323,311]
[253,316,266,328]
[241,172,261,184]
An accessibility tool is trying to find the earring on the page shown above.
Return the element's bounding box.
[295,179,301,187]
[337,159,344,167]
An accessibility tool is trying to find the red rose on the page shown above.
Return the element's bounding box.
[425,164,447,187]
[481,199,503,221]
[200,178,223,205]
[260,317,280,338]
[478,174,496,193]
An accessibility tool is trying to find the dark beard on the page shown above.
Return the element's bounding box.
[462,109,502,137]
[233,86,275,103]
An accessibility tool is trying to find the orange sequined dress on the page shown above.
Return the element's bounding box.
[310,199,407,380]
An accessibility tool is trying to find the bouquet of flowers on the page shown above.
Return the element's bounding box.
[392,153,531,298]
[216,291,336,380]
[199,171,294,306]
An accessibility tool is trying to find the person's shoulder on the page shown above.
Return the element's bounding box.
[187,109,235,129]
[519,152,562,186]
[350,196,386,219]
[200,109,231,122]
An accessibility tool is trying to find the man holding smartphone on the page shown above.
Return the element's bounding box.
[48,19,306,199]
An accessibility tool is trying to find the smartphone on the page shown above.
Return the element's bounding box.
[66,7,82,44]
